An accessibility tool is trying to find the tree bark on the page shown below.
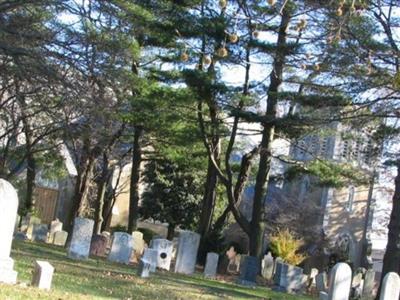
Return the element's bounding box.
[378,162,400,296]
[167,223,175,241]
[128,125,143,233]
[248,7,291,258]
[94,152,109,234]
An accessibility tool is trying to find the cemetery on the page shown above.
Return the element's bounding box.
[2,1,400,299]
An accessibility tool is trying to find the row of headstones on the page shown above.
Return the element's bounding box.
[67,217,203,278]
[319,262,400,300]
[14,216,68,247]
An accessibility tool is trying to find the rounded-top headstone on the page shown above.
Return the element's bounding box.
[0,179,19,259]
[380,272,400,300]
[328,262,352,300]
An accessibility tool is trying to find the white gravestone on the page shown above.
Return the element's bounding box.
[67,217,94,260]
[108,232,133,264]
[204,252,219,278]
[31,260,54,290]
[49,220,63,243]
[379,272,400,300]
[0,179,19,284]
[132,231,145,256]
[137,258,152,278]
[174,231,200,275]
[53,231,68,247]
[142,248,158,272]
[261,252,274,280]
[319,262,352,300]
[151,238,173,271]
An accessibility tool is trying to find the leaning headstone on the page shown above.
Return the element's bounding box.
[32,224,48,243]
[319,262,352,300]
[132,231,145,256]
[31,260,54,290]
[0,179,19,284]
[142,248,158,272]
[316,271,328,293]
[174,231,200,275]
[53,230,68,247]
[48,219,63,243]
[379,272,400,300]
[261,252,274,280]
[151,238,173,271]
[361,269,375,299]
[237,256,259,286]
[90,234,108,257]
[137,258,152,278]
[204,252,219,278]
[67,217,94,260]
[108,232,133,264]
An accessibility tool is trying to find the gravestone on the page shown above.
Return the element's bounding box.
[174,231,200,275]
[351,268,365,299]
[362,269,375,299]
[67,217,94,260]
[308,268,319,288]
[31,260,54,290]
[261,252,274,280]
[53,231,68,247]
[90,234,108,257]
[316,271,328,293]
[132,231,145,256]
[204,252,219,278]
[32,224,48,243]
[379,272,400,300]
[0,179,19,284]
[319,262,352,300]
[14,232,27,241]
[108,232,133,264]
[151,238,173,271]
[142,248,158,272]
[48,219,63,243]
[137,258,152,278]
[14,215,20,233]
[171,237,179,259]
[26,216,41,239]
[274,262,306,292]
[238,256,259,286]
[226,246,240,274]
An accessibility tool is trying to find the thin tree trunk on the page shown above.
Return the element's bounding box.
[378,162,400,297]
[128,125,143,233]
[167,224,175,241]
[94,152,109,234]
[249,7,291,258]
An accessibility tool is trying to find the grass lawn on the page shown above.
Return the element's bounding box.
[1,240,314,300]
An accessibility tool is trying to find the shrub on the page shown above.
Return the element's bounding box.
[269,228,307,266]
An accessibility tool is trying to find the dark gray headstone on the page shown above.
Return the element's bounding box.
[32,224,48,243]
[108,232,133,264]
[142,248,158,272]
[237,256,259,286]
[316,271,328,293]
[67,217,94,260]
[137,259,151,278]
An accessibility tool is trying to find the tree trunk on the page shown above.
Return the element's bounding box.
[94,152,109,234]
[128,125,143,233]
[198,156,219,237]
[167,224,175,241]
[378,162,400,296]
[25,150,36,214]
[248,7,291,259]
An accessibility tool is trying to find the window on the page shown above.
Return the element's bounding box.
[346,186,355,212]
